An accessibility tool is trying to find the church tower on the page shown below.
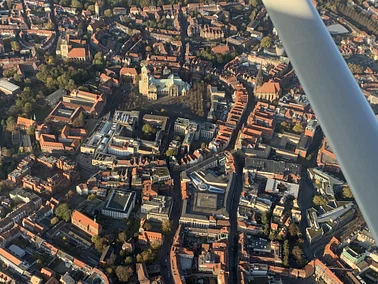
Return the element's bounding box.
[95,2,100,18]
[254,65,263,91]
[139,66,150,96]
[60,36,69,58]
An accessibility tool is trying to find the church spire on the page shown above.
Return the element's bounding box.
[255,65,263,90]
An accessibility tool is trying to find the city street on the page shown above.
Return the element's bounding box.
[227,160,244,284]
[158,171,183,284]
[226,88,255,283]
[298,175,318,259]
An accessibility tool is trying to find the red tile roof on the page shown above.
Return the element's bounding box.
[0,247,22,266]
[255,82,281,94]
[68,48,87,58]
[71,210,102,236]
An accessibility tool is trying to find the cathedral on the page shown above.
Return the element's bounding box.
[139,66,190,100]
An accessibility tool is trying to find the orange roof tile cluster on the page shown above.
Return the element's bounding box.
[138,230,163,245]
[120,67,138,76]
[255,81,281,94]
[47,101,84,124]
[214,125,234,148]
[323,237,340,262]
[237,221,263,234]
[61,90,104,116]
[71,210,102,237]
[283,108,315,124]
[175,147,213,167]
[60,125,87,141]
[237,102,276,149]
[2,224,110,283]
[0,247,22,266]
[181,181,189,200]
[213,85,249,149]
[317,137,340,172]
[41,267,55,279]
[211,45,230,54]
[142,180,158,201]
[268,63,287,78]
[16,116,36,129]
[39,133,79,153]
[68,47,89,59]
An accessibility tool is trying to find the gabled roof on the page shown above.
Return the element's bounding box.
[120,67,138,75]
[68,48,88,58]
[255,82,281,94]
[17,116,35,128]
[0,247,22,266]
[72,210,101,232]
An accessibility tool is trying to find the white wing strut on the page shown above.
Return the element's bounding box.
[263,0,378,242]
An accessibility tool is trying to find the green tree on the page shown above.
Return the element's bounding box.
[46,76,57,90]
[6,116,15,132]
[115,265,133,282]
[292,123,304,134]
[93,52,104,66]
[263,223,269,235]
[249,0,258,8]
[289,223,300,237]
[3,68,16,78]
[87,4,95,12]
[141,249,155,262]
[283,240,290,266]
[261,212,268,225]
[1,147,13,157]
[150,240,162,250]
[125,256,133,264]
[269,232,277,240]
[136,254,143,263]
[71,0,82,9]
[55,203,72,222]
[292,246,303,263]
[162,219,172,234]
[118,231,127,242]
[165,148,178,157]
[45,22,54,30]
[61,210,72,222]
[10,41,20,52]
[104,9,113,17]
[105,267,113,276]
[27,125,35,135]
[92,236,107,253]
[142,124,154,134]
[23,102,33,115]
[143,221,152,231]
[13,73,23,83]
[260,36,272,49]
[50,217,59,226]
[280,121,290,132]
[313,195,328,206]
[87,193,97,201]
[343,186,353,199]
